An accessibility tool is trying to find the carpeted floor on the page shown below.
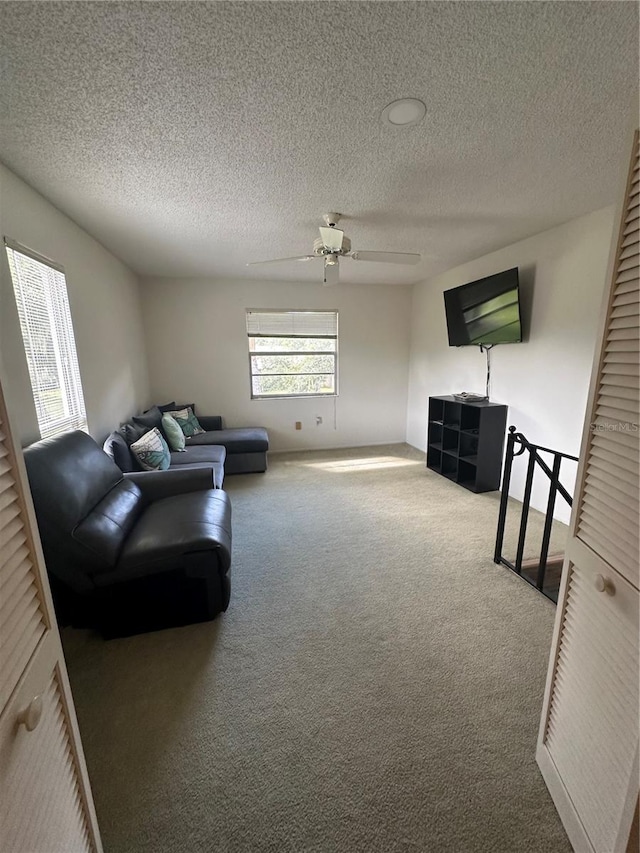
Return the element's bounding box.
[62,444,572,853]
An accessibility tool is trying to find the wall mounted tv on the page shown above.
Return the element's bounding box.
[443,267,522,346]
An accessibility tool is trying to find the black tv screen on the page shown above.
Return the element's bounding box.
[443,267,522,346]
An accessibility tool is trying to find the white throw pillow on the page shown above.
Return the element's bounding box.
[130,427,171,471]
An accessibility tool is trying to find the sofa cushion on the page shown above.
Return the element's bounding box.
[104,430,138,473]
[132,405,163,432]
[169,445,226,488]
[131,428,171,471]
[112,489,232,576]
[162,413,186,451]
[169,445,226,466]
[165,406,205,437]
[187,427,269,454]
[73,479,145,572]
[120,421,149,446]
[157,401,196,413]
[197,415,223,431]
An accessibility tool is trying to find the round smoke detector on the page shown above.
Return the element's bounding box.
[381,98,426,127]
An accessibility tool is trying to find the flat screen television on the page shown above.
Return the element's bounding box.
[443,267,522,346]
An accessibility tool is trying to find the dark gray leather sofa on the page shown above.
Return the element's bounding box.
[24,430,232,638]
[103,406,269,484]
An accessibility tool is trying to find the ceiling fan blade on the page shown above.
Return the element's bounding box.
[247,255,317,266]
[323,257,340,287]
[319,227,344,253]
[350,250,421,265]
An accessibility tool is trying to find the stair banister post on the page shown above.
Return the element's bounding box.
[494,425,517,564]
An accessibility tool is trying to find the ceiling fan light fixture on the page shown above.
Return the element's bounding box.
[248,214,420,284]
[381,98,426,127]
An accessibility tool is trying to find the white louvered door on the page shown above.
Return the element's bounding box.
[537,130,639,853]
[0,362,102,851]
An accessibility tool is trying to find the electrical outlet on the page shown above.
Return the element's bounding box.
[316,416,323,426]
[295,421,302,430]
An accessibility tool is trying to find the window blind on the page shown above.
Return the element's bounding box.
[246,310,337,338]
[5,241,88,439]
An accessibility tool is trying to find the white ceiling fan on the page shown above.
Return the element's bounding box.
[247,213,421,285]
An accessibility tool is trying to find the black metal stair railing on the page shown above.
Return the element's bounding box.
[494,426,579,603]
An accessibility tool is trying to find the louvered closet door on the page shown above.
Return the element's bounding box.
[577,136,639,589]
[537,130,639,853]
[0,423,47,711]
[0,366,102,852]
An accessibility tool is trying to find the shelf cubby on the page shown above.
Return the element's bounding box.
[442,400,461,429]
[459,431,479,459]
[460,406,481,432]
[441,453,458,478]
[427,446,442,470]
[428,422,443,447]
[429,398,444,421]
[457,459,478,488]
[442,426,460,451]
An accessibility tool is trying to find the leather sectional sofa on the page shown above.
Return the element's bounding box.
[103,404,269,488]
[24,430,233,638]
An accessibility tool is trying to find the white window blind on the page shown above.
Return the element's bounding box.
[5,240,88,439]
[246,310,338,398]
[246,310,338,338]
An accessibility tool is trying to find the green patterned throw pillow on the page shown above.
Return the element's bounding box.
[165,406,205,438]
[161,413,186,451]
[130,427,171,471]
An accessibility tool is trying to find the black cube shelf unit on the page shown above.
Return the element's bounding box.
[427,396,508,493]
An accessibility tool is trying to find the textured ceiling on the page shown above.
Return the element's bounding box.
[0,1,638,285]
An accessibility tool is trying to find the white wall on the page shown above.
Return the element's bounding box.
[0,164,150,445]
[140,276,412,452]
[407,206,615,519]
[0,153,613,487]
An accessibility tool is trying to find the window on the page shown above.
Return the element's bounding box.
[5,239,88,438]
[247,310,338,399]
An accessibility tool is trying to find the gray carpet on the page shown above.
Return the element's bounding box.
[62,444,571,853]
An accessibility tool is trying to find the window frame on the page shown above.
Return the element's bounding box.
[246,309,339,400]
[4,237,88,439]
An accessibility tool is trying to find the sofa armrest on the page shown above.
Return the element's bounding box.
[123,468,215,501]
[198,415,223,431]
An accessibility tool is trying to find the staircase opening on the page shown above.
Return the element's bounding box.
[494,427,578,603]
